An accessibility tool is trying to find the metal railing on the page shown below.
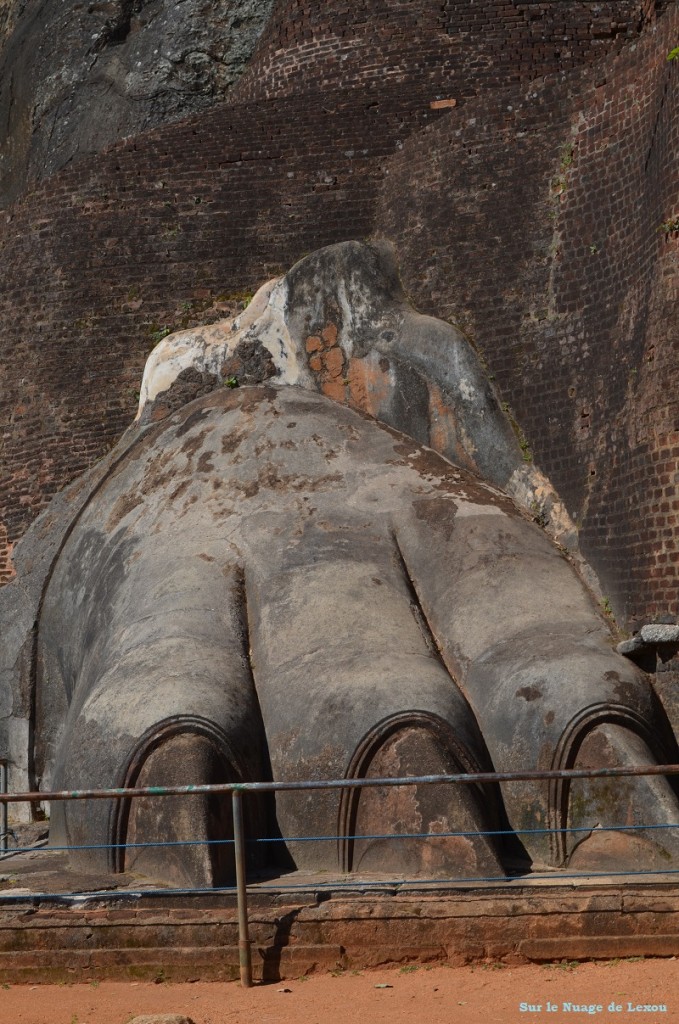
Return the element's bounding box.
[0,762,7,855]
[2,762,679,987]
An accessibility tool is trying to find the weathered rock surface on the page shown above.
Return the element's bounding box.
[3,384,678,883]
[138,241,581,561]
[0,0,274,206]
[640,624,679,645]
[2,241,677,887]
[618,626,679,651]
[617,636,645,657]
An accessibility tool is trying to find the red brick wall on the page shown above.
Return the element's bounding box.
[631,231,679,620]
[377,4,679,624]
[0,522,14,584]
[235,0,656,104]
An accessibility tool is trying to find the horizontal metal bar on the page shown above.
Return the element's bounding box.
[2,762,679,804]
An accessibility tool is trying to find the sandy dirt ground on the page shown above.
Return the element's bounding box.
[1,959,677,1024]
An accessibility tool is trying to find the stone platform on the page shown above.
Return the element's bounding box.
[1,846,679,983]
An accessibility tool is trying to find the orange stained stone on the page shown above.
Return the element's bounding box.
[305,335,322,353]
[323,346,344,376]
[321,377,347,402]
[427,381,477,473]
[347,356,392,419]
[321,323,338,347]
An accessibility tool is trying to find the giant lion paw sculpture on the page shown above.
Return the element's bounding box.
[1,243,678,887]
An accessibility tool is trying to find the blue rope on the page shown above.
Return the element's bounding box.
[1,838,235,855]
[251,821,679,843]
[3,820,678,857]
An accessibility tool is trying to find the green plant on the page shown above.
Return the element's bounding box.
[560,143,574,170]
[659,216,679,234]
[552,175,567,196]
[502,402,534,463]
[520,434,536,462]
[400,965,419,974]
[530,499,549,528]
[224,375,239,389]
[667,46,679,61]
[73,315,96,331]
[601,596,613,617]
[589,244,599,255]
[218,290,255,307]
[518,431,533,463]
[149,325,172,344]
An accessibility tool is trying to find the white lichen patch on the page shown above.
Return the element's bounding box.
[136,276,312,418]
[458,377,477,403]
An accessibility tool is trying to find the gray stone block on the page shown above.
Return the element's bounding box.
[640,624,679,644]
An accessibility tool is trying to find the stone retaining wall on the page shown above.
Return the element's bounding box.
[0,885,679,983]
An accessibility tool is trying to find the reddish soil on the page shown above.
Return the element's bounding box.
[1,959,677,1024]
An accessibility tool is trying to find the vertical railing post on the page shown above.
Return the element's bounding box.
[0,763,7,854]
[232,788,253,987]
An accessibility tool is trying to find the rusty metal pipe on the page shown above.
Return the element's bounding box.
[2,763,679,804]
[232,789,253,988]
[0,763,6,853]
